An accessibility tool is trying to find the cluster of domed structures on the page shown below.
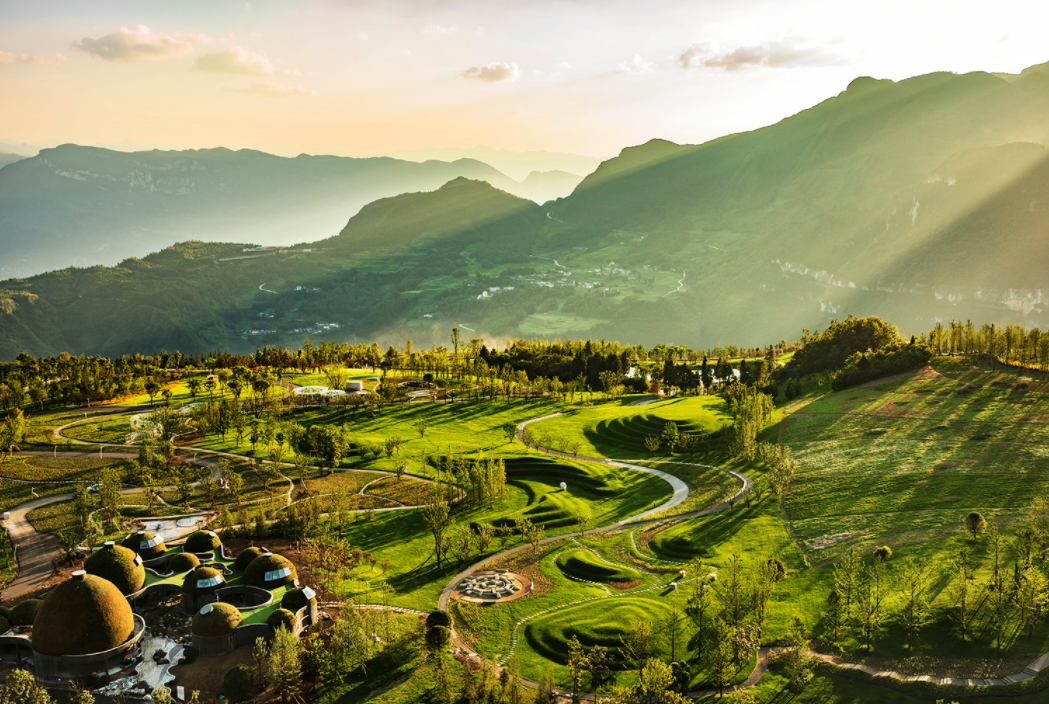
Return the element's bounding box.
[0,527,319,682]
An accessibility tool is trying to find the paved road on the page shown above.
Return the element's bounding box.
[1,493,70,601]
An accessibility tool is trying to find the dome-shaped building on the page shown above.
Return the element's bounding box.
[280,586,316,613]
[32,571,144,678]
[182,565,226,613]
[184,530,221,554]
[85,541,146,595]
[244,553,297,589]
[168,552,201,573]
[8,599,43,627]
[233,546,268,572]
[191,602,243,637]
[121,531,166,560]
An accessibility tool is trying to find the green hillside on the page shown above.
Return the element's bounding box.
[8,64,1049,356]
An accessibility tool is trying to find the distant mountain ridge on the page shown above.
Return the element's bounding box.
[0,145,584,279]
[6,63,1049,357]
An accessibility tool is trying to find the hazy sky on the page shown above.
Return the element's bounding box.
[2,0,1048,158]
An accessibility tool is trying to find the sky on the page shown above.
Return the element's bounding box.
[2,0,1049,159]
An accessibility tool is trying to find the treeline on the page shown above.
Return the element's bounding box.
[776,315,932,394]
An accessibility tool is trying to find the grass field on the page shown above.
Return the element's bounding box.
[781,363,1049,559]
[556,547,643,584]
[317,452,672,611]
[526,396,732,459]
[190,397,572,467]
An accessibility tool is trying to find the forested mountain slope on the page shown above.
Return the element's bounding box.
[7,64,1049,357]
[0,145,552,278]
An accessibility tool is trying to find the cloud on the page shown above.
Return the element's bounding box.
[553,61,571,75]
[679,37,846,71]
[616,55,654,75]
[458,62,519,83]
[422,24,459,35]
[195,46,289,75]
[0,50,67,66]
[226,80,313,97]
[73,25,204,62]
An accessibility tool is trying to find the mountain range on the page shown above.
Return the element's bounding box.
[0,146,584,278]
[6,62,1049,358]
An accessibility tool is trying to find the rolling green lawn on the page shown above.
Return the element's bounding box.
[189,397,572,466]
[556,547,643,584]
[526,395,732,459]
[315,452,672,611]
[782,363,1049,559]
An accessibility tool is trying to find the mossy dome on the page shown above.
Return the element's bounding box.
[182,565,226,595]
[85,542,146,595]
[191,602,243,637]
[9,599,43,627]
[168,552,201,573]
[0,616,8,633]
[244,553,297,589]
[32,571,136,656]
[233,547,269,572]
[280,587,317,613]
[184,530,221,554]
[121,531,167,560]
[266,608,297,631]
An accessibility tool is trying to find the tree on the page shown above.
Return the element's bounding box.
[502,422,518,444]
[661,422,679,453]
[0,669,54,704]
[226,469,244,504]
[833,548,859,619]
[707,617,735,696]
[422,493,452,569]
[144,380,161,406]
[566,635,588,702]
[72,485,93,528]
[97,467,122,526]
[535,667,555,704]
[965,511,987,539]
[575,511,591,536]
[527,523,545,555]
[952,547,976,643]
[713,553,747,625]
[643,435,661,454]
[618,618,653,681]
[450,327,462,358]
[414,419,429,440]
[262,627,302,702]
[858,560,884,651]
[899,559,930,650]
[784,615,814,693]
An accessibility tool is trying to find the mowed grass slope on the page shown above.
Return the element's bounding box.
[527,396,732,459]
[556,548,643,584]
[320,452,671,609]
[782,362,1049,559]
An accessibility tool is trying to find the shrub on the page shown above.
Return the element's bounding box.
[766,558,788,582]
[267,608,297,631]
[181,644,198,664]
[425,625,450,651]
[425,609,451,630]
[965,511,987,539]
[874,546,892,562]
[223,664,255,702]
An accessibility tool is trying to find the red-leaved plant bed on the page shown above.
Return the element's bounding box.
[608,580,642,590]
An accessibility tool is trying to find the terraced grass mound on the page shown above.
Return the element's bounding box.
[558,549,642,585]
[528,397,731,459]
[523,597,670,666]
[493,455,671,529]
